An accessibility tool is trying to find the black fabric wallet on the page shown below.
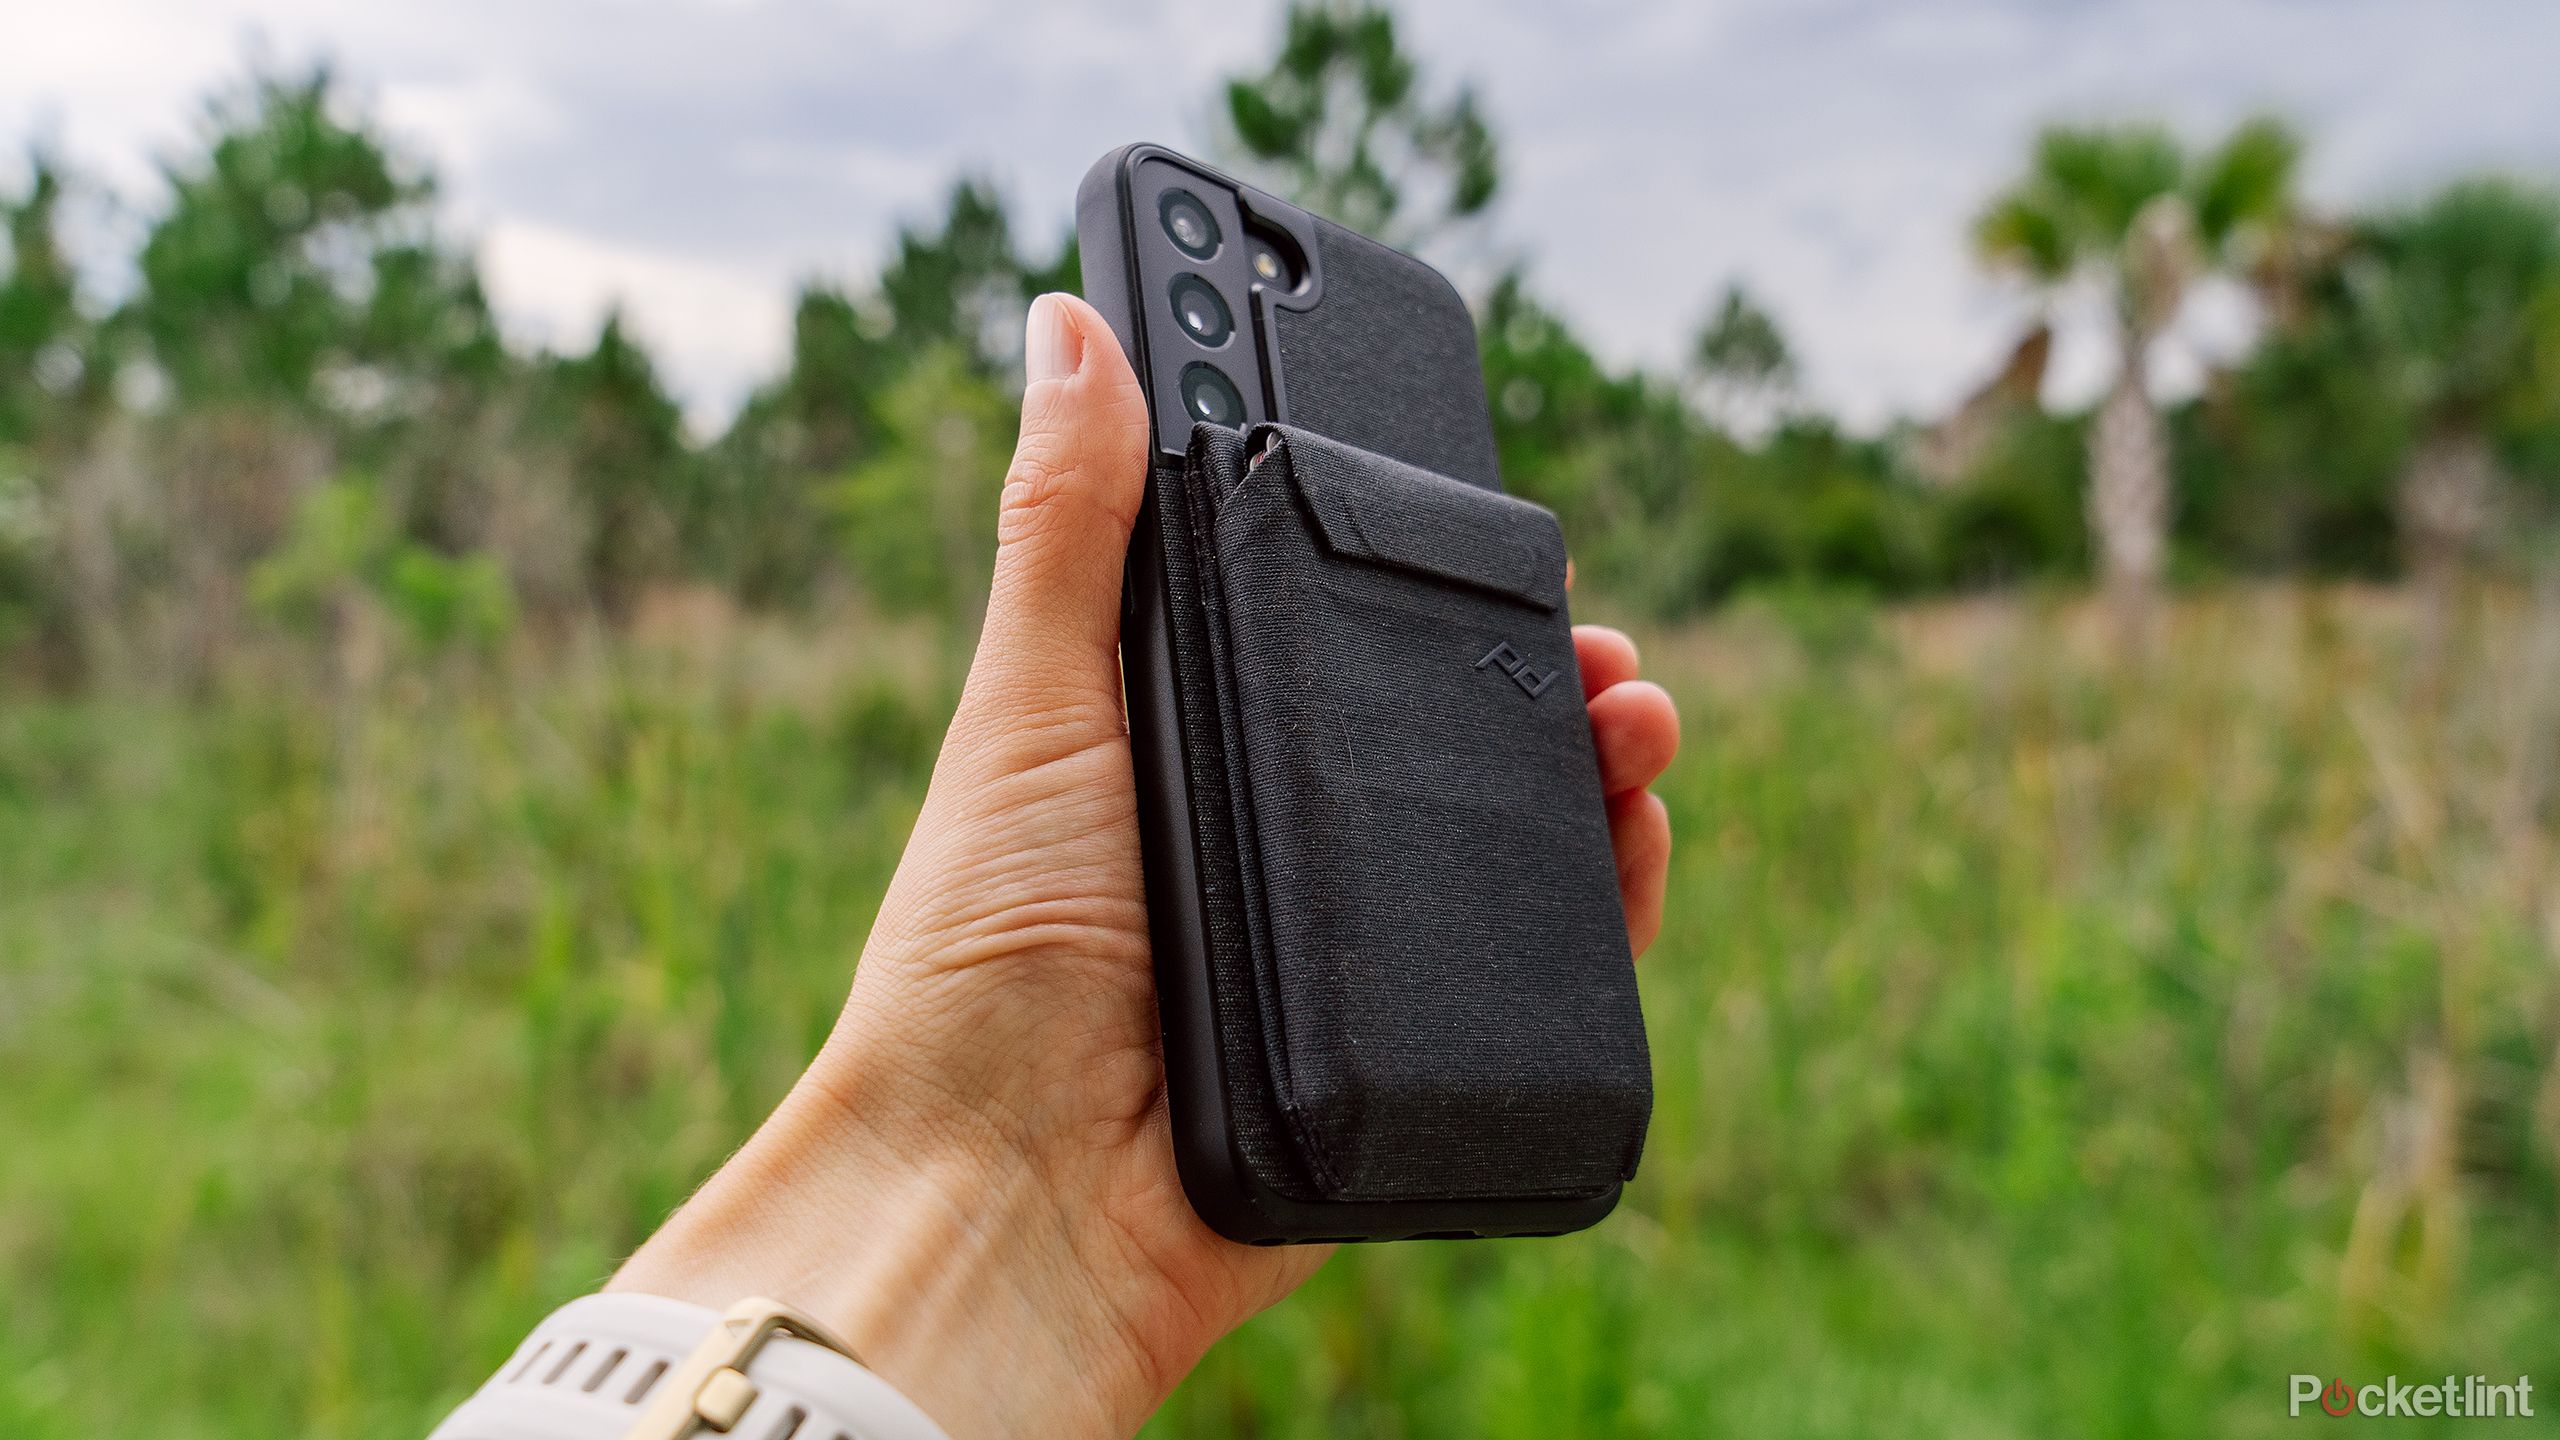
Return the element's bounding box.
[1160,420,1652,1206]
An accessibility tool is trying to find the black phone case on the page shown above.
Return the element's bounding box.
[1078,146,1650,1243]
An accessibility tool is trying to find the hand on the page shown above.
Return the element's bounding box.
[608,293,1681,1439]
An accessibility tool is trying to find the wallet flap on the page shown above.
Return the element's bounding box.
[1257,426,1566,612]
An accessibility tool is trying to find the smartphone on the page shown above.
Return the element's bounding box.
[1077,144,1626,1243]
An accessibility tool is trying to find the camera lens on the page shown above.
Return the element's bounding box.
[1244,225,1308,293]
[1159,189,1221,259]
[1179,363,1246,429]
[1249,239,1299,291]
[1168,275,1233,347]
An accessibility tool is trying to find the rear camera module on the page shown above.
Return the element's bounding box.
[1179,363,1247,429]
[1159,189,1222,259]
[1168,274,1234,347]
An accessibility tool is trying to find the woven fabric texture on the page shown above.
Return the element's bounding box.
[1267,215,1503,491]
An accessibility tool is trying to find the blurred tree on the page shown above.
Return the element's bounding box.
[831,347,1010,624]
[708,285,900,606]
[1689,282,1798,441]
[125,66,451,409]
[1480,271,1940,613]
[2188,254,2402,580]
[89,65,519,677]
[1479,272,1646,517]
[250,472,515,666]
[22,44,2560,677]
[1746,418,1929,599]
[0,153,93,448]
[0,153,95,676]
[1934,408,2089,588]
[1219,0,1498,244]
[352,244,515,576]
[878,179,1044,375]
[534,312,693,624]
[2340,178,2560,608]
[710,182,1071,609]
[1975,116,2301,639]
[1479,274,1693,536]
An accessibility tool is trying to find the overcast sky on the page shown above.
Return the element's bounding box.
[5,0,2554,431]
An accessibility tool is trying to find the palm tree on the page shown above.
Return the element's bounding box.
[1974,117,2301,637]
[2341,179,2560,622]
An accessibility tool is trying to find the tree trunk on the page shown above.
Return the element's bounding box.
[2399,428,2496,683]
[2088,361,2169,649]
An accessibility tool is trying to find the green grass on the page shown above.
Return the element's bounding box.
[3,587,2556,1437]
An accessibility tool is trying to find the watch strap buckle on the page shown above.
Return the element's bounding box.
[622,1297,861,1440]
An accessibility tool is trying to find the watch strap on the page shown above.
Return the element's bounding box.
[426,1293,949,1440]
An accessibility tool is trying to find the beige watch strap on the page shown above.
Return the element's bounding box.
[426,1293,949,1440]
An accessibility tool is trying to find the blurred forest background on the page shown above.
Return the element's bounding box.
[4,3,2559,1436]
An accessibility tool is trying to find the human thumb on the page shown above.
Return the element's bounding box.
[950,293,1151,762]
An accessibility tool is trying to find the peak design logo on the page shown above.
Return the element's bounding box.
[1476,640,1556,699]
[2289,1374,2535,1419]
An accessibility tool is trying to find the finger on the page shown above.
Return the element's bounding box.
[957,293,1151,740]
[1610,790,1671,957]
[1573,625,1640,699]
[1586,679,1679,796]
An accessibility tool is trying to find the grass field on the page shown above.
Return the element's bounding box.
[3,586,2557,1437]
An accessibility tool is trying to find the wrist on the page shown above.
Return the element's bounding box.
[607,1036,1168,1440]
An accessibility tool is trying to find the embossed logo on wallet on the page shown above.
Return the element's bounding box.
[1476,640,1556,699]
